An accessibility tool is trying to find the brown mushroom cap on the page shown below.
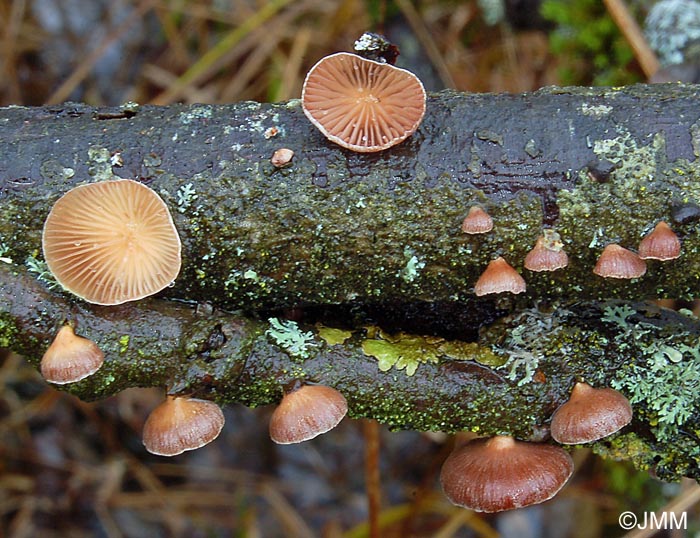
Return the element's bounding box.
[269,384,348,444]
[474,257,526,296]
[42,179,181,305]
[301,52,426,152]
[524,231,569,272]
[638,221,681,260]
[550,382,632,444]
[40,325,104,384]
[461,206,493,234]
[142,396,225,456]
[440,435,574,512]
[593,244,646,279]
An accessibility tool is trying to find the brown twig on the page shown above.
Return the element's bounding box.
[603,0,660,78]
[364,419,381,538]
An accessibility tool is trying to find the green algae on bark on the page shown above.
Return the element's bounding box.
[2,85,700,311]
[2,263,699,481]
[3,86,700,481]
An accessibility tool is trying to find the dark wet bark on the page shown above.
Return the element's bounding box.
[2,85,700,311]
[2,84,700,481]
[2,262,700,482]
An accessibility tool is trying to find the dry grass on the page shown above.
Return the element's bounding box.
[0,0,563,107]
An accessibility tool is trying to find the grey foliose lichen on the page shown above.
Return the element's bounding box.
[645,0,700,65]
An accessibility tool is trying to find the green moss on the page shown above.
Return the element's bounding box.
[362,332,444,376]
[0,314,18,349]
[362,328,506,376]
[593,433,654,472]
[317,326,352,345]
[118,335,130,354]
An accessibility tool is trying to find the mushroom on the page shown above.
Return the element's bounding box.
[271,148,294,167]
[638,221,681,260]
[474,256,526,296]
[524,230,569,272]
[440,435,574,512]
[593,244,646,279]
[269,384,348,444]
[40,325,104,384]
[42,179,181,305]
[142,395,225,456]
[550,382,632,444]
[301,52,426,152]
[461,206,493,234]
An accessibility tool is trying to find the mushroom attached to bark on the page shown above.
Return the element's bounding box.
[301,52,426,152]
[271,148,294,167]
[550,382,632,444]
[269,384,348,444]
[440,435,574,512]
[461,206,493,234]
[638,221,681,260]
[40,325,104,384]
[42,179,181,305]
[142,395,225,456]
[524,230,569,272]
[593,244,646,279]
[474,256,526,296]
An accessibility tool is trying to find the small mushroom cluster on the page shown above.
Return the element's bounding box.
[461,205,571,296]
[40,178,182,385]
[460,204,681,296]
[594,221,681,279]
[440,381,633,512]
[32,34,654,515]
[37,178,231,456]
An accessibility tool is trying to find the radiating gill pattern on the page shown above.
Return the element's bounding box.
[302,52,425,151]
[42,180,181,305]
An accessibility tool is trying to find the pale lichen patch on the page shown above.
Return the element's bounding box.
[87,146,118,182]
[179,105,212,124]
[592,129,664,193]
[0,241,12,265]
[266,318,317,359]
[25,255,59,290]
[399,247,425,283]
[579,103,613,118]
[605,304,700,442]
[176,183,198,213]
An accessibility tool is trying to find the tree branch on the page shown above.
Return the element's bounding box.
[2,85,700,309]
[2,262,700,481]
[2,84,700,481]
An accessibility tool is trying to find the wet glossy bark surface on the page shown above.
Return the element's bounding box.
[2,85,700,481]
[2,85,700,311]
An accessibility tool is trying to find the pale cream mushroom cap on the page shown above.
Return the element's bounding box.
[42,179,181,305]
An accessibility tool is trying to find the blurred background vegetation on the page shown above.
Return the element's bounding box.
[1,0,700,536]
